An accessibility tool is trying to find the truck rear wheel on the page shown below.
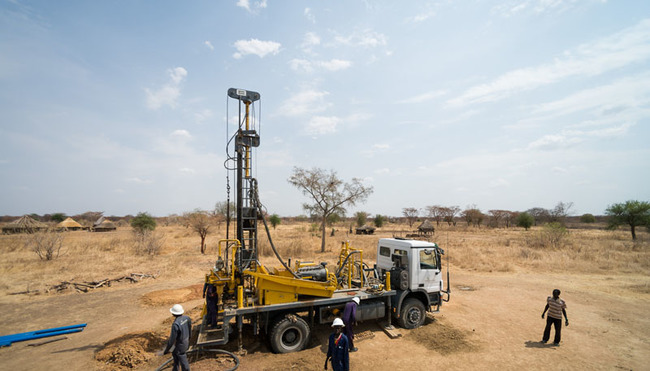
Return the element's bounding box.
[269,314,310,353]
[399,298,425,329]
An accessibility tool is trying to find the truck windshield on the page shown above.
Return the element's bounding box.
[419,250,437,269]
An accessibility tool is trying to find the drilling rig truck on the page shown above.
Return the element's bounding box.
[197,88,450,353]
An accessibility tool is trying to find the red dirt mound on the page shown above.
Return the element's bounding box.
[95,332,166,370]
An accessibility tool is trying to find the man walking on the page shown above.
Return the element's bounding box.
[342,297,359,352]
[325,318,349,371]
[164,304,192,371]
[541,289,568,346]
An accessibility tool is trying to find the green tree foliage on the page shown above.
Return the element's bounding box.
[374,214,386,228]
[289,167,373,252]
[50,213,67,223]
[517,212,534,230]
[355,211,369,228]
[580,213,596,223]
[130,212,157,234]
[605,200,650,240]
[269,214,281,229]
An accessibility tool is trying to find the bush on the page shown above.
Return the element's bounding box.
[580,213,596,223]
[26,230,64,260]
[132,230,164,256]
[517,212,534,230]
[374,214,386,228]
[130,212,157,234]
[269,214,281,229]
[527,222,568,249]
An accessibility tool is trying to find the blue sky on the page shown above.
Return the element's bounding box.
[1,0,649,218]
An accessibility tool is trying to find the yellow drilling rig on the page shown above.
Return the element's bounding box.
[196,88,449,354]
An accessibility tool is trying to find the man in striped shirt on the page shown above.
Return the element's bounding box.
[541,289,569,345]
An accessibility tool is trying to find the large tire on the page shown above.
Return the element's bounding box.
[269,314,310,354]
[399,298,426,329]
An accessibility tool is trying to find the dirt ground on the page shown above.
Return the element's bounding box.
[1,267,648,370]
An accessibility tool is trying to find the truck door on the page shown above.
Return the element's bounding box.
[415,249,440,293]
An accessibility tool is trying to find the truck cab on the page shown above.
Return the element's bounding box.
[376,238,447,328]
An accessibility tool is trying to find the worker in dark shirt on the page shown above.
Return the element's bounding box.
[202,283,218,327]
[325,318,349,371]
[164,304,192,371]
[342,297,359,352]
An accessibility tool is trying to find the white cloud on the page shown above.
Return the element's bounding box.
[333,29,387,48]
[126,177,152,184]
[290,58,352,73]
[362,143,391,158]
[233,38,281,59]
[301,32,320,53]
[398,90,446,104]
[179,167,195,174]
[552,166,568,174]
[306,116,339,135]
[170,129,191,139]
[194,109,213,124]
[237,0,267,13]
[204,41,214,50]
[493,0,581,17]
[145,67,188,110]
[375,168,390,175]
[278,89,330,116]
[408,10,435,23]
[527,134,583,150]
[448,19,650,107]
[304,7,315,23]
[489,178,510,188]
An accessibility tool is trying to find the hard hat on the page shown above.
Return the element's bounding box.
[170,304,184,315]
[332,318,345,328]
[352,297,360,305]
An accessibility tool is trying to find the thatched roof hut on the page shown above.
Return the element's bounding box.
[2,215,47,234]
[355,225,376,235]
[93,217,117,232]
[417,220,435,235]
[57,217,83,231]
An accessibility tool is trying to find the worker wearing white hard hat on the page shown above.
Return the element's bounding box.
[163,304,192,371]
[325,318,349,371]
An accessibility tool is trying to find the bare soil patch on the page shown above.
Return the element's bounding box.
[404,316,479,354]
[140,284,203,307]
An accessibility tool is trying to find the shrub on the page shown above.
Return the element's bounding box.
[580,213,596,223]
[517,212,534,230]
[130,212,157,234]
[269,214,281,229]
[527,222,568,249]
[26,230,64,260]
[132,230,165,256]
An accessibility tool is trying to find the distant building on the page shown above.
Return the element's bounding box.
[93,217,117,232]
[57,217,83,231]
[2,215,47,234]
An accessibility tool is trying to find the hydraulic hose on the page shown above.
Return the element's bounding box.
[251,179,299,279]
[155,348,239,371]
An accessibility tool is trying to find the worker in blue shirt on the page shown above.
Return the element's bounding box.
[164,304,192,371]
[325,318,349,371]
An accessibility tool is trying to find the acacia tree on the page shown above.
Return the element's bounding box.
[443,206,460,226]
[426,205,444,226]
[402,207,419,227]
[185,209,213,254]
[549,201,574,226]
[289,167,373,252]
[606,200,650,240]
[269,214,281,229]
[355,211,369,228]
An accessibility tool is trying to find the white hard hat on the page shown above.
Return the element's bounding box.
[352,297,360,305]
[332,318,345,327]
[170,304,184,315]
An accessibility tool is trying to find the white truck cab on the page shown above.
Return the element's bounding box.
[375,238,448,328]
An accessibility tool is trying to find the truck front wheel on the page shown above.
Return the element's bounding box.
[399,298,426,329]
[269,314,310,353]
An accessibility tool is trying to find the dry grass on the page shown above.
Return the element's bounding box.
[0,221,648,296]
